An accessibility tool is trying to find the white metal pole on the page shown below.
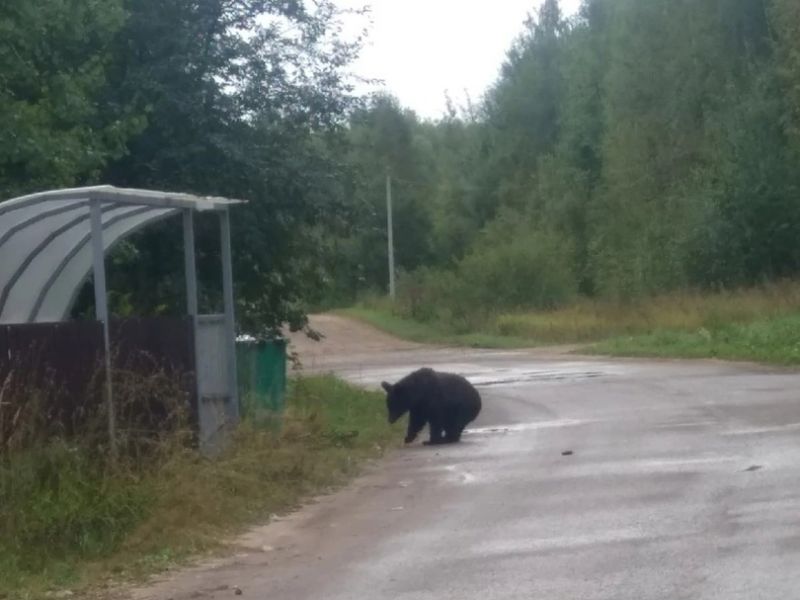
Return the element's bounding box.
[183,209,199,317]
[90,200,116,458]
[220,209,239,422]
[387,172,396,300]
[182,209,202,422]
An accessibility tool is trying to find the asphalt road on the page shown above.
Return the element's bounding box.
[130,317,800,600]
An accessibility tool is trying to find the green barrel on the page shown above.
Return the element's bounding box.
[236,338,287,424]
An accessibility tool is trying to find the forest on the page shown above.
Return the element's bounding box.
[3,0,800,336]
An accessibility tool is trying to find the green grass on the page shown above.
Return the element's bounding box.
[343,282,800,364]
[587,314,800,365]
[0,376,399,600]
[339,307,537,349]
[494,283,800,343]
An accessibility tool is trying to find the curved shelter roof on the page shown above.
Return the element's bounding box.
[0,186,242,325]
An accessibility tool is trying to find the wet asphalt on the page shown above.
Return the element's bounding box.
[130,336,800,600]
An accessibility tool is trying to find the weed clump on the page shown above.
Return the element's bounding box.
[0,374,397,599]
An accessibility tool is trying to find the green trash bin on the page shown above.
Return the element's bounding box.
[237,338,287,424]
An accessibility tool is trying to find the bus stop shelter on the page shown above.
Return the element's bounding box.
[0,185,244,454]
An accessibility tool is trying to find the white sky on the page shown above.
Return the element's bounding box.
[336,0,583,119]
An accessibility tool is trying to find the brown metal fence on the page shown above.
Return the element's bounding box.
[0,318,196,452]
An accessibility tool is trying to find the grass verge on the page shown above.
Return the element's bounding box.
[0,376,398,600]
[338,307,536,349]
[587,314,800,365]
[343,282,800,364]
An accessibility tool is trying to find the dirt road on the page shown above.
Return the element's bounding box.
[129,315,800,599]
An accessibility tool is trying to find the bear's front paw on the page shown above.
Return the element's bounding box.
[404,435,417,444]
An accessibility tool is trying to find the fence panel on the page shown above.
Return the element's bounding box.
[0,318,196,452]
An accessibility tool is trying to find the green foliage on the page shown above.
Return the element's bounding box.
[347,282,800,363]
[0,443,151,586]
[590,314,800,365]
[0,376,397,598]
[458,221,577,311]
[0,0,139,198]
[315,95,439,307]
[484,0,566,203]
[94,0,363,336]
[7,0,800,339]
[771,0,800,160]
[338,0,800,322]
[388,218,577,332]
[340,306,535,349]
[1,0,364,336]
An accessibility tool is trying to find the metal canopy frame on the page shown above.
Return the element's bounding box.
[0,185,241,324]
[0,185,245,454]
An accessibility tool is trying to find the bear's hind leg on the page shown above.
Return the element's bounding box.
[443,431,462,443]
[443,423,466,444]
[424,419,446,445]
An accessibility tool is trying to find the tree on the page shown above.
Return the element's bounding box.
[328,95,436,299]
[482,0,567,215]
[772,0,800,150]
[93,0,364,335]
[423,112,485,263]
[339,0,800,315]
[0,0,137,199]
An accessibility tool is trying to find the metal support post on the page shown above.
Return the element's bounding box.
[183,209,202,422]
[386,172,396,300]
[183,209,199,317]
[219,209,239,421]
[90,200,116,458]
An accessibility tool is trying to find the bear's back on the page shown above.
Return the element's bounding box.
[400,368,481,415]
[433,371,482,414]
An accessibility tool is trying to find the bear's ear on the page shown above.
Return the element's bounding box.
[381,381,393,393]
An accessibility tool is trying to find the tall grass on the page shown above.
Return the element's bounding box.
[495,281,800,343]
[347,281,800,355]
[588,314,800,364]
[0,375,398,599]
[382,226,577,335]
[340,305,536,349]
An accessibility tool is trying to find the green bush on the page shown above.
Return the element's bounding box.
[459,226,578,311]
[393,225,578,331]
[396,267,467,325]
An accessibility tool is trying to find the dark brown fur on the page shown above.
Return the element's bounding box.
[381,368,482,445]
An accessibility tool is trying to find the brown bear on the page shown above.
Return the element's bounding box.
[381,368,482,445]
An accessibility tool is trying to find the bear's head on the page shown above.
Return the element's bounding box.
[381,381,409,424]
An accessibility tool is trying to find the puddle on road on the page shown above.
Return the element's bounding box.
[470,367,605,387]
[443,464,478,484]
[343,362,617,389]
[723,422,800,436]
[466,419,591,435]
[472,527,651,557]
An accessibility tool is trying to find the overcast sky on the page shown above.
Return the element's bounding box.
[336,0,583,119]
